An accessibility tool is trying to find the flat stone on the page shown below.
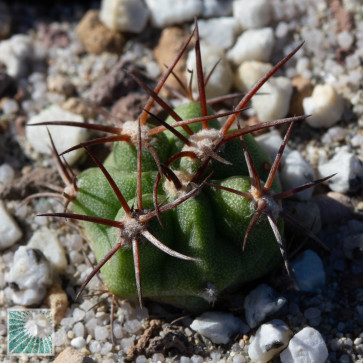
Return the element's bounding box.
[0,200,22,250]
[280,327,328,363]
[100,0,149,33]
[27,227,67,274]
[248,320,291,363]
[26,104,88,166]
[76,10,124,55]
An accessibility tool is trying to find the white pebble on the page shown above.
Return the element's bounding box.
[152,353,165,362]
[275,22,289,38]
[227,28,274,65]
[244,284,287,329]
[248,320,290,363]
[280,150,316,201]
[61,317,75,327]
[233,355,247,363]
[303,84,344,128]
[73,308,86,322]
[318,148,363,193]
[2,99,19,114]
[194,17,240,50]
[95,326,109,341]
[0,164,15,187]
[292,250,325,292]
[0,200,22,250]
[71,336,86,349]
[202,0,233,17]
[234,60,272,92]
[337,31,354,50]
[73,322,85,337]
[280,327,328,363]
[100,0,149,33]
[0,35,33,78]
[190,356,203,363]
[124,319,142,334]
[27,227,67,274]
[190,311,247,344]
[101,342,113,354]
[85,318,98,336]
[321,126,346,144]
[145,0,202,28]
[113,323,123,339]
[54,329,67,346]
[233,0,272,29]
[26,104,89,166]
[6,246,53,305]
[135,356,148,363]
[89,339,101,353]
[255,130,292,163]
[186,41,232,99]
[120,337,134,350]
[252,77,292,122]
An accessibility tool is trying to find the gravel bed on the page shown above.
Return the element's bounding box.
[0,1,362,362]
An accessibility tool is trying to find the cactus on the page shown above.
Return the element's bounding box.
[32,22,332,311]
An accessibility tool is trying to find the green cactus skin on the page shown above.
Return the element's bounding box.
[70,102,284,311]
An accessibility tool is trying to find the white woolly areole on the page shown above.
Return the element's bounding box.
[163,170,194,198]
[258,194,282,220]
[182,129,221,159]
[118,215,145,246]
[122,121,150,144]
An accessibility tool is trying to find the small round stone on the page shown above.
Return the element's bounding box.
[70,336,86,349]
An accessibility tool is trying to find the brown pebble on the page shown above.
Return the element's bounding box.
[45,283,69,325]
[153,27,189,96]
[289,76,313,116]
[62,97,99,120]
[53,347,95,363]
[76,10,124,55]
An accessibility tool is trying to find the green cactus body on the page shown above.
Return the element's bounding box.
[69,101,285,311]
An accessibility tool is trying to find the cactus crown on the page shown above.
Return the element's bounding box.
[29,20,333,311]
